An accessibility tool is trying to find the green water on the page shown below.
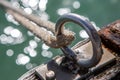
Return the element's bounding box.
[0,0,120,80]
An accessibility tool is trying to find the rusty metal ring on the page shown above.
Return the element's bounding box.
[55,13,103,68]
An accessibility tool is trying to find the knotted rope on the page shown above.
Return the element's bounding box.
[0,0,75,48]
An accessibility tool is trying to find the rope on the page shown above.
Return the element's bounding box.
[0,0,75,48]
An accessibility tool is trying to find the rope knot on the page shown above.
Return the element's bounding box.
[45,30,75,48]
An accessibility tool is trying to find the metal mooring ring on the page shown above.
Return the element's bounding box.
[55,13,103,68]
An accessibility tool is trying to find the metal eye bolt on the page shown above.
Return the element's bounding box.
[55,13,103,68]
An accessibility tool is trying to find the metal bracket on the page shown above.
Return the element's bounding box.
[34,40,115,80]
[18,39,116,80]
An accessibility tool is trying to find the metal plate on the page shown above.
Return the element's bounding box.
[34,41,115,80]
[18,40,116,80]
[73,41,115,69]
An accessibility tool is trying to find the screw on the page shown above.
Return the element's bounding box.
[46,70,55,80]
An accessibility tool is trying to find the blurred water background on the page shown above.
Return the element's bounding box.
[0,0,120,80]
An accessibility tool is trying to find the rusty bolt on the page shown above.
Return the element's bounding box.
[45,70,55,80]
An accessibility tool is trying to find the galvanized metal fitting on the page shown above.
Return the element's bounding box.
[55,13,103,68]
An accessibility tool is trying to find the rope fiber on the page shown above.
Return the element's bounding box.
[0,0,75,48]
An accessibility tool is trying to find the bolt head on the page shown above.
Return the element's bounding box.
[46,70,55,80]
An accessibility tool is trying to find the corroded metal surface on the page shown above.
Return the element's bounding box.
[18,40,115,80]
[99,20,120,54]
[18,20,120,80]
